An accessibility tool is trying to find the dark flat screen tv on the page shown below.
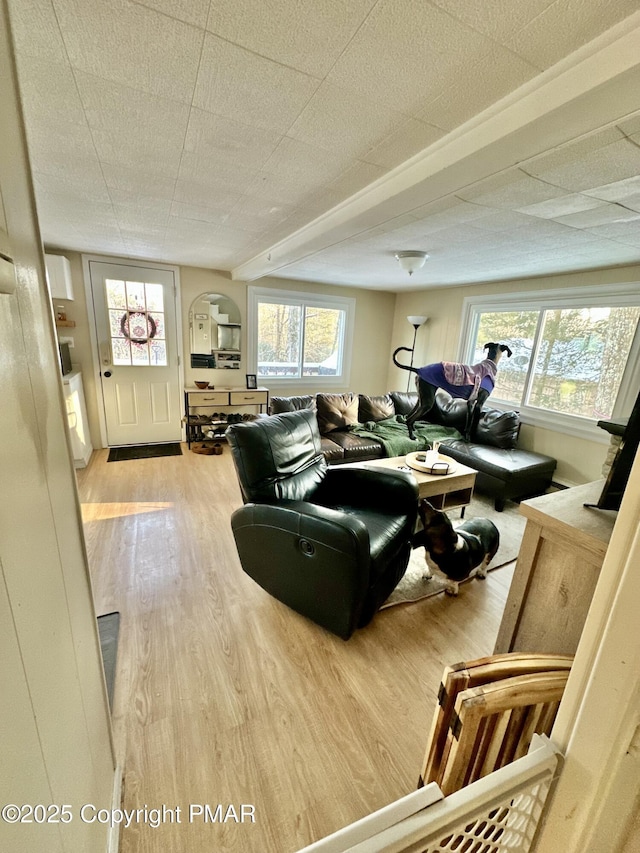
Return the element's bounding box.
[592,385,640,511]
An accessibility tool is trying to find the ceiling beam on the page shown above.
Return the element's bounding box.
[231,13,640,282]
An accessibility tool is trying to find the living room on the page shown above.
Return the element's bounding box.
[3,2,640,853]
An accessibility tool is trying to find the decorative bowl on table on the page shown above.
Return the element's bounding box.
[194,381,209,389]
[405,450,456,475]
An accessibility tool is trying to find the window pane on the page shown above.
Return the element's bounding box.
[528,306,640,419]
[257,303,301,377]
[105,279,126,310]
[472,311,540,404]
[112,338,131,365]
[125,281,145,311]
[303,307,343,376]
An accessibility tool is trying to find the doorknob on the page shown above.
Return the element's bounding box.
[103,370,112,378]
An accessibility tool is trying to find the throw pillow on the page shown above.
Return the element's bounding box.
[316,393,359,434]
[270,395,316,415]
[389,391,418,415]
[358,394,394,423]
[474,409,520,448]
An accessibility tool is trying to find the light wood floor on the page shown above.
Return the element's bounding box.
[77,445,515,853]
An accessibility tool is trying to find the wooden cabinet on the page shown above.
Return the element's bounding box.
[494,481,617,656]
[184,386,269,447]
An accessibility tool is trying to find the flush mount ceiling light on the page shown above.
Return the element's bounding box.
[395,251,429,276]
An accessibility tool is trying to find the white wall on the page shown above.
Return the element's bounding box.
[0,5,114,851]
[391,265,640,485]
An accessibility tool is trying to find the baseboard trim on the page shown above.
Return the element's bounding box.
[107,764,123,853]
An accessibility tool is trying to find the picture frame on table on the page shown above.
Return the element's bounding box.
[246,374,257,390]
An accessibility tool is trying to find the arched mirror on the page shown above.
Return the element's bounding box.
[189,293,241,369]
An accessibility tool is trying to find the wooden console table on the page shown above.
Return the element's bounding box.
[184,386,269,448]
[494,481,617,656]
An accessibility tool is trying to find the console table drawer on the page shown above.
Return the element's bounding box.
[186,391,229,406]
[230,390,268,406]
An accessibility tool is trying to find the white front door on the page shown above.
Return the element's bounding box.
[88,259,182,446]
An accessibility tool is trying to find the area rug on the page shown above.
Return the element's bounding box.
[107,442,182,462]
[381,495,526,608]
[97,611,120,709]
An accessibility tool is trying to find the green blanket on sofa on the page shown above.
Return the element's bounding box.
[350,416,464,458]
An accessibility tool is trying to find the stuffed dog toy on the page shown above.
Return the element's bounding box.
[392,342,512,440]
[413,499,500,596]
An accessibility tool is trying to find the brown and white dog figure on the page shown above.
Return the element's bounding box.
[413,499,500,596]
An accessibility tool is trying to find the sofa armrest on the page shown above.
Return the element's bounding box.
[314,466,418,515]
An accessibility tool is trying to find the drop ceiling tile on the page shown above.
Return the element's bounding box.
[27,125,105,183]
[526,137,640,192]
[34,170,112,205]
[583,221,640,248]
[184,108,283,169]
[429,0,555,46]
[169,201,240,227]
[262,137,354,185]
[409,197,495,226]
[457,169,569,208]
[287,81,405,160]
[325,161,389,200]
[164,217,223,243]
[206,0,376,78]
[177,151,259,194]
[75,73,188,173]
[553,202,640,228]
[108,189,172,217]
[505,0,640,68]
[53,0,203,103]
[361,119,445,169]
[467,209,541,232]
[134,0,210,27]
[14,56,86,128]
[231,195,298,223]
[172,178,244,211]
[101,163,177,200]
[516,192,603,217]
[243,171,323,207]
[417,45,540,131]
[326,0,494,115]
[193,34,320,133]
[8,0,68,63]
[582,175,640,202]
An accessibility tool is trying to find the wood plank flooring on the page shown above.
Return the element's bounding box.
[77,445,514,853]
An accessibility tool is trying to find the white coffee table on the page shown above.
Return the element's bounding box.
[348,453,477,513]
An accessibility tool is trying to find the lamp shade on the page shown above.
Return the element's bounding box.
[395,251,429,276]
[407,315,428,327]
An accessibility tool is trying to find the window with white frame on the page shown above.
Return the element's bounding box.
[460,284,640,437]
[248,286,354,383]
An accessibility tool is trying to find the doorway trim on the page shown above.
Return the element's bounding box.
[82,254,185,449]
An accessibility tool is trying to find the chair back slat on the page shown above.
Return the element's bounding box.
[419,653,573,792]
[438,669,570,795]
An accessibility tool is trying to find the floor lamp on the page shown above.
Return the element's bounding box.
[406,315,428,392]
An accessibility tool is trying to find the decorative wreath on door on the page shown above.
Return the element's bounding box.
[120,311,157,344]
